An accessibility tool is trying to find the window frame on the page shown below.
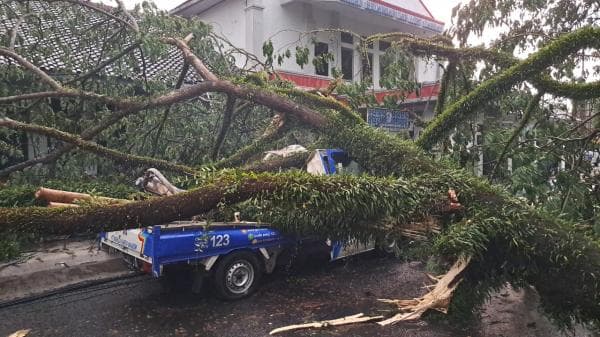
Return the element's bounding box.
[314,41,330,77]
[340,46,354,81]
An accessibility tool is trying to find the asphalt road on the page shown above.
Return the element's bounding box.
[0,254,581,337]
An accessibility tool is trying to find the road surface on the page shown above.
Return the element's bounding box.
[0,254,582,337]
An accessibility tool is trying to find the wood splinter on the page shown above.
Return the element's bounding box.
[269,313,384,335]
[377,256,471,325]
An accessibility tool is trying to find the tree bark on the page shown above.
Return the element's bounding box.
[211,94,237,161]
[0,175,277,235]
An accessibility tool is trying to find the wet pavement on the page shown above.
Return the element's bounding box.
[0,239,132,302]
[0,254,585,337]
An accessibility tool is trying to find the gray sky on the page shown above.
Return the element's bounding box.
[117,0,463,27]
[421,0,462,27]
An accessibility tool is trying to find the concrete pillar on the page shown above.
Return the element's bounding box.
[245,0,264,60]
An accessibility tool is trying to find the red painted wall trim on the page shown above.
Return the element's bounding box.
[275,71,439,104]
[275,71,333,89]
[370,0,445,25]
[374,82,440,103]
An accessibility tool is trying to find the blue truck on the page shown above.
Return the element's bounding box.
[101,149,393,299]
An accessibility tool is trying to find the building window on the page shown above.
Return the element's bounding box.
[362,52,373,81]
[341,47,354,80]
[314,42,329,76]
[379,40,391,51]
[341,32,354,44]
[362,36,374,49]
[379,52,414,87]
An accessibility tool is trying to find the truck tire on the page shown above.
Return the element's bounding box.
[376,235,399,256]
[214,251,262,300]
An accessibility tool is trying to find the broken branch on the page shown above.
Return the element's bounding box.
[269,313,384,335]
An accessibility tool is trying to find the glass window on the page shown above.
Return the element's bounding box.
[341,47,354,80]
[314,42,329,76]
[379,40,391,51]
[341,32,353,44]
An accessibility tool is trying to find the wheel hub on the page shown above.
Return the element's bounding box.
[225,261,254,294]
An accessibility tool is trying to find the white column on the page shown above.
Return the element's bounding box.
[245,0,264,60]
[373,42,380,89]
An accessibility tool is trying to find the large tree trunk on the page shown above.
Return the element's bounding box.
[0,175,275,235]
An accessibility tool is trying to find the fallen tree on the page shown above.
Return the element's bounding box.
[1,2,599,331]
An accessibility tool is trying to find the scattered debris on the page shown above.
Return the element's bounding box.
[263,144,307,161]
[268,256,471,333]
[48,202,79,208]
[269,313,384,335]
[0,253,36,271]
[135,168,184,196]
[377,256,471,325]
[7,329,30,337]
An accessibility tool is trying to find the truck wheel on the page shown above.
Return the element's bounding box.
[214,251,262,300]
[376,235,399,256]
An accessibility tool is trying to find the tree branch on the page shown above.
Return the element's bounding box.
[114,0,139,33]
[8,13,37,50]
[0,78,327,177]
[433,61,456,116]
[379,32,600,100]
[0,48,63,90]
[67,39,142,84]
[490,92,543,178]
[151,62,190,157]
[215,113,288,168]
[0,173,279,234]
[211,94,237,161]
[242,151,307,172]
[0,118,196,175]
[162,36,219,82]
[416,26,600,149]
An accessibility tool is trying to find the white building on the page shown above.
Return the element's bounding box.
[171,0,445,121]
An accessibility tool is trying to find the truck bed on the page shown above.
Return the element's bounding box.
[101,221,289,277]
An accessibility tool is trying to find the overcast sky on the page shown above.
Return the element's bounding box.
[117,0,463,28]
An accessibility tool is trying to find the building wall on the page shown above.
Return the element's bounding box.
[180,0,441,89]
[383,0,433,14]
[415,58,441,84]
[195,0,247,66]
[177,0,443,88]
[266,2,441,87]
